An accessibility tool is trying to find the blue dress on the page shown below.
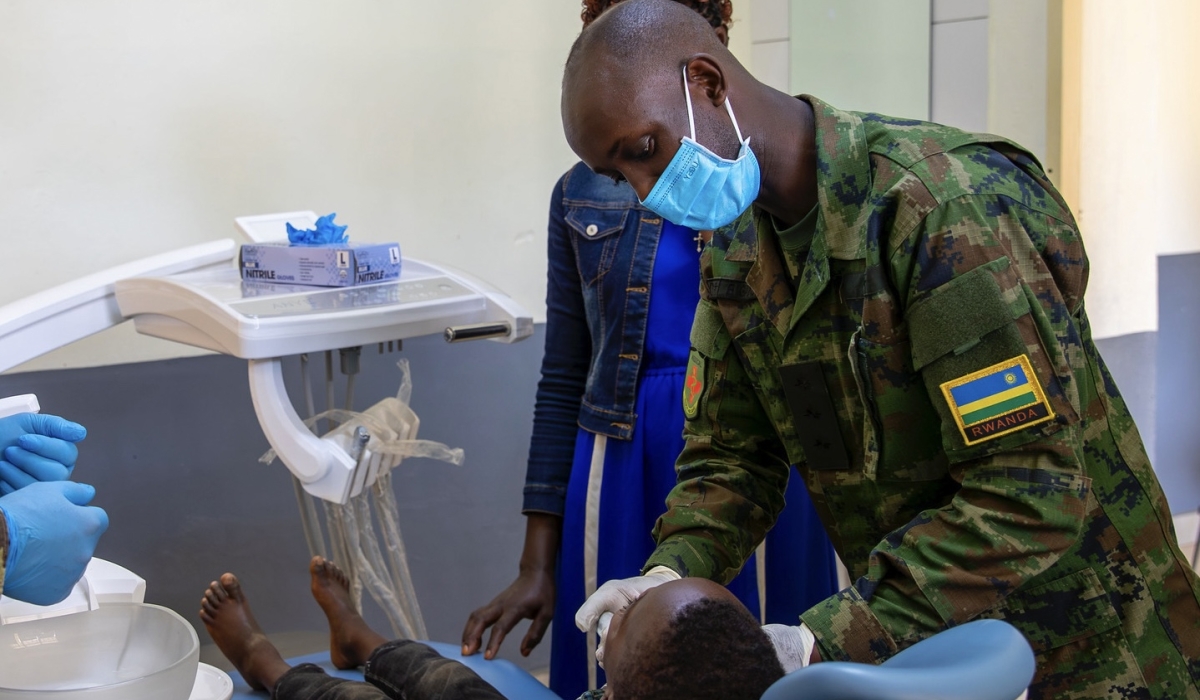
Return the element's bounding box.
[550,221,839,699]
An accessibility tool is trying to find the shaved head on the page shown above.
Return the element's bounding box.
[561,0,753,201]
[565,0,729,79]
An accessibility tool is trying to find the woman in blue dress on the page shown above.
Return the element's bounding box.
[462,3,838,698]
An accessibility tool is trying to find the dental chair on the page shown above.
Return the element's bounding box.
[760,619,1036,700]
[228,641,560,700]
[230,619,1033,700]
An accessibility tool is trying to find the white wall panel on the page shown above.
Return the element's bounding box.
[986,0,1048,161]
[790,0,931,119]
[933,0,988,23]
[752,40,792,93]
[931,18,989,132]
[751,0,791,43]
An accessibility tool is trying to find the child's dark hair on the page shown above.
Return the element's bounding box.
[612,596,785,700]
[582,0,733,30]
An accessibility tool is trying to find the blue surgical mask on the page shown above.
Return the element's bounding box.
[640,66,761,230]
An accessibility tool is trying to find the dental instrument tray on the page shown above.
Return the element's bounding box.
[114,258,531,359]
[111,243,532,504]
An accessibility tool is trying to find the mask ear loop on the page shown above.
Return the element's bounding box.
[682,64,746,144]
[724,97,746,143]
[681,65,700,141]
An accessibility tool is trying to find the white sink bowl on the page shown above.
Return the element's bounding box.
[0,603,199,700]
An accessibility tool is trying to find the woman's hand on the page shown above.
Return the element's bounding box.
[462,567,557,659]
[461,513,562,659]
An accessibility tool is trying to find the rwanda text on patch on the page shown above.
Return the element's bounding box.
[939,355,1055,446]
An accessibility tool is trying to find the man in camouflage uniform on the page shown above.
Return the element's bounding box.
[562,1,1200,697]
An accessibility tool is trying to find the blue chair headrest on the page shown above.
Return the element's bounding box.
[760,619,1035,700]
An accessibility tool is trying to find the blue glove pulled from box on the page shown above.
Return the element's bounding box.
[286,212,349,246]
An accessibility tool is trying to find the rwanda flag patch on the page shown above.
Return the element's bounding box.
[940,355,1055,446]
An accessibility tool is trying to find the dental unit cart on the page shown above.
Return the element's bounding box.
[0,212,536,699]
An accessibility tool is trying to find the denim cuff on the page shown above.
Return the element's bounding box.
[522,483,567,516]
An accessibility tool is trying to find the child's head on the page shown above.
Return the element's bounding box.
[603,578,785,699]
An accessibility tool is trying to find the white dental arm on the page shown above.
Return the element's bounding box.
[248,357,358,503]
[0,239,237,374]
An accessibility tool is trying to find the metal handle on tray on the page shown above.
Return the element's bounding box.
[444,323,511,343]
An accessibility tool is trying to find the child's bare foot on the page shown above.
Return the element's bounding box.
[199,573,291,692]
[310,556,388,669]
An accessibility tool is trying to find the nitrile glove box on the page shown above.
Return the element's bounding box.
[239,242,401,287]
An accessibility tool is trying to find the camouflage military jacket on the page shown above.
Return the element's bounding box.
[646,96,1200,698]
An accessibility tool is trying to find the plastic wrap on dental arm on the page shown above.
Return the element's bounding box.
[259,360,460,639]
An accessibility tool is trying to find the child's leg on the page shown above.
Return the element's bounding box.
[200,573,292,692]
[310,557,506,700]
[201,571,389,700]
[364,641,508,700]
[309,556,387,670]
[271,664,389,700]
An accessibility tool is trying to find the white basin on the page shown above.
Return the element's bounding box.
[0,603,199,700]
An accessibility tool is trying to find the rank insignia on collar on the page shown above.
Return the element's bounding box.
[683,351,704,420]
[940,354,1055,445]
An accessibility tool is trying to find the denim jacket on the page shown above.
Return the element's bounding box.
[522,162,666,516]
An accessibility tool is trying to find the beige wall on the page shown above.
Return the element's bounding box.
[1153,0,1200,257]
[1072,0,1200,339]
[2,2,582,371]
[1077,1,1160,339]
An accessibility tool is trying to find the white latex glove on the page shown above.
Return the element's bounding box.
[576,566,681,665]
[595,611,614,668]
[762,623,817,673]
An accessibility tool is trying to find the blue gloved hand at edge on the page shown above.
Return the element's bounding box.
[1,481,109,605]
[0,413,87,493]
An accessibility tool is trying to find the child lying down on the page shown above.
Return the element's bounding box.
[200,557,785,700]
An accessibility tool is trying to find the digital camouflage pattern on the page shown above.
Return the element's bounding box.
[646,96,1200,699]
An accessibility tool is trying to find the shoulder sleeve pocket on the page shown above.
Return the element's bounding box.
[908,257,1078,459]
[690,299,731,359]
[909,259,1029,370]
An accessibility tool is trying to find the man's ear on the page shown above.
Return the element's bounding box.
[683,54,728,108]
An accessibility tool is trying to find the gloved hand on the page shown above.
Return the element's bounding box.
[0,481,109,606]
[762,623,817,673]
[575,565,681,665]
[595,611,614,667]
[0,413,87,494]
